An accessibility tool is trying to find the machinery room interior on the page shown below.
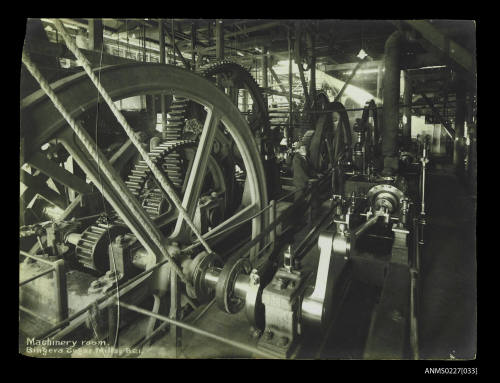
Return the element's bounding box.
[19,18,477,360]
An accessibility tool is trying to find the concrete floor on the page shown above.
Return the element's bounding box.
[418,162,477,360]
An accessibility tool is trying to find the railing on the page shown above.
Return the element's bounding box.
[19,250,68,324]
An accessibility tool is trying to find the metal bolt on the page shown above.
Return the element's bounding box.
[250,271,260,285]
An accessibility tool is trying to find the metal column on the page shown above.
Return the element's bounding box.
[88,19,103,52]
[191,22,197,67]
[376,62,383,100]
[159,19,167,139]
[216,19,224,89]
[288,27,293,147]
[262,47,269,105]
[403,70,412,141]
[382,31,403,175]
[169,266,182,356]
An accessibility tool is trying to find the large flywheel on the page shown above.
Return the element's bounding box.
[20,63,269,267]
[306,96,352,174]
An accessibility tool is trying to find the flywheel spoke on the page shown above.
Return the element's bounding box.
[172,108,220,237]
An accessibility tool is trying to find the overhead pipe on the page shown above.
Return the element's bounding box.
[381,31,403,176]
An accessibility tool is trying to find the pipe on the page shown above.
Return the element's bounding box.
[382,31,403,176]
[19,267,54,286]
[403,70,412,140]
[288,27,293,147]
[352,214,380,239]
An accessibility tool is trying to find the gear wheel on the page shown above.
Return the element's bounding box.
[124,139,196,220]
[75,218,128,273]
[198,60,269,135]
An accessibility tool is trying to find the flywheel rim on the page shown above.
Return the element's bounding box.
[21,63,269,255]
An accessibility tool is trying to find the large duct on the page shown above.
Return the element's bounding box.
[382,31,403,175]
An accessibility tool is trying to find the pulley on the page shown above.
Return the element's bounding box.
[216,256,252,314]
[366,184,405,215]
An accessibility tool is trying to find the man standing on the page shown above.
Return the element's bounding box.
[292,143,315,202]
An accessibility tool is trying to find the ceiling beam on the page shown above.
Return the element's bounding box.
[321,60,382,72]
[400,20,475,73]
[224,21,283,38]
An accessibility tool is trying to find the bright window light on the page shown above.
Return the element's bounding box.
[357,49,368,60]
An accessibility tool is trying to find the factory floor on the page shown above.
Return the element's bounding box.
[418,161,477,360]
[138,160,477,360]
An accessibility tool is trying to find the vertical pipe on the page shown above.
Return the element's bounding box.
[159,20,167,139]
[382,31,403,176]
[169,267,182,356]
[269,199,276,254]
[216,19,224,89]
[376,62,383,100]
[403,70,413,141]
[142,25,147,62]
[262,46,269,106]
[216,19,224,60]
[53,259,68,323]
[171,19,176,65]
[191,22,197,68]
[207,20,212,46]
[88,19,103,52]
[159,20,165,63]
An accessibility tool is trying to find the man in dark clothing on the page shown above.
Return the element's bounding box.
[292,143,315,202]
[292,143,322,228]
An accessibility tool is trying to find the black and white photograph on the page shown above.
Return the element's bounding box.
[19,18,477,363]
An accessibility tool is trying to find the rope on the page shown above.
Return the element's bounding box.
[21,50,194,292]
[52,19,214,256]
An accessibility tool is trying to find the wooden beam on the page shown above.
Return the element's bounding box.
[420,93,455,138]
[402,20,475,73]
[20,171,67,209]
[27,152,93,195]
[264,88,304,100]
[269,66,289,101]
[322,60,382,72]
[163,23,191,70]
[23,39,138,67]
[88,19,103,51]
[216,19,224,60]
[224,21,282,38]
